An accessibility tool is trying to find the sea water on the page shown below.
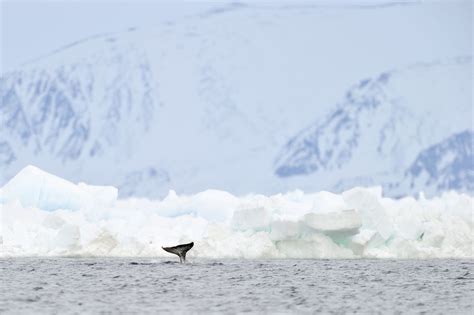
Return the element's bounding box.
[1,258,472,313]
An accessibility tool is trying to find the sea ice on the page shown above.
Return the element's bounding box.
[0,166,472,258]
[1,165,117,211]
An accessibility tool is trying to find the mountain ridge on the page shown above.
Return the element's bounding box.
[1,4,471,197]
[274,57,472,196]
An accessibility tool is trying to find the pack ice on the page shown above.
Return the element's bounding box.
[1,166,472,258]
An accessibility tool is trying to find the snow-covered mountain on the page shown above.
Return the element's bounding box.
[1,3,472,197]
[275,57,473,196]
[402,130,473,196]
[0,34,163,196]
[1,38,156,163]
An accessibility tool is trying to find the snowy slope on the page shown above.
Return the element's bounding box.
[0,3,472,197]
[275,58,473,196]
[401,130,473,196]
[0,36,157,163]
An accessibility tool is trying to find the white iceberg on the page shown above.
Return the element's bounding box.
[1,166,472,258]
[1,165,117,211]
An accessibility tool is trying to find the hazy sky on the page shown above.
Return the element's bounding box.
[0,1,216,73]
[0,0,472,74]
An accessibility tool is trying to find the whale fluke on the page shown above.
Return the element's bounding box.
[162,242,194,263]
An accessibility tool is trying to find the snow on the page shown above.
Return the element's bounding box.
[303,210,362,235]
[1,3,471,199]
[275,59,473,197]
[1,166,472,258]
[1,165,117,211]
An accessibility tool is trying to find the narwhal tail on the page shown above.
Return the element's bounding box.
[162,242,194,263]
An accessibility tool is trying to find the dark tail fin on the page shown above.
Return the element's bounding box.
[162,242,194,263]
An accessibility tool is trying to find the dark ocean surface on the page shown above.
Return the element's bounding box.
[1,258,473,314]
